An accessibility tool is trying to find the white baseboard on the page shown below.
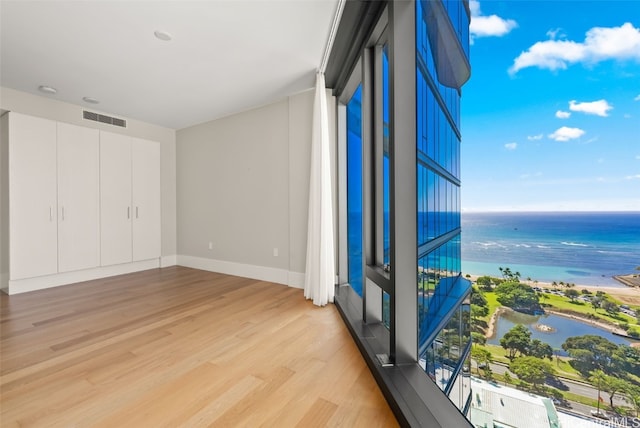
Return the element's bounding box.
[160,254,177,267]
[177,255,306,289]
[288,271,305,289]
[7,259,160,295]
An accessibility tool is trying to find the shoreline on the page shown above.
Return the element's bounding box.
[543,308,628,336]
[466,273,640,304]
[485,306,510,339]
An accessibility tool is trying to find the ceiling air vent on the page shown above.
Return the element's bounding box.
[83,110,127,128]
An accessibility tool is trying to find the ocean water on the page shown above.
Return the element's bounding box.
[461,212,640,287]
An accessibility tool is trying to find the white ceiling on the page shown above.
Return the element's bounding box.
[0,0,338,130]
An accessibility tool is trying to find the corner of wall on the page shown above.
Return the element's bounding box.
[0,113,9,293]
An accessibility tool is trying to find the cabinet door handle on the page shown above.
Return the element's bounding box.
[50,206,53,221]
[136,206,139,219]
[127,206,130,219]
[61,206,65,221]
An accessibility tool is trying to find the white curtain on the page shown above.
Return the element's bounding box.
[304,72,336,307]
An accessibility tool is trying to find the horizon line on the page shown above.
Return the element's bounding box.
[461,209,640,213]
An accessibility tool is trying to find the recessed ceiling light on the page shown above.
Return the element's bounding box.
[154,30,172,41]
[38,85,57,94]
[82,96,100,104]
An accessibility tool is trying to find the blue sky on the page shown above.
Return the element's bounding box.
[461,0,640,212]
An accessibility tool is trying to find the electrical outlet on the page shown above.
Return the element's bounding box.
[273,247,278,257]
[208,241,213,250]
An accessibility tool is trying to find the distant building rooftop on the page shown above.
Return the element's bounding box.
[469,377,560,428]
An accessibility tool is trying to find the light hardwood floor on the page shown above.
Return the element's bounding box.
[0,266,398,427]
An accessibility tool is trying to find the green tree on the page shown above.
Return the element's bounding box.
[476,276,493,291]
[589,370,607,415]
[563,335,618,375]
[528,339,553,360]
[503,371,512,386]
[498,267,520,282]
[602,300,620,316]
[471,347,492,378]
[471,304,489,320]
[613,344,640,377]
[471,332,486,346]
[591,296,604,310]
[500,324,531,360]
[626,387,640,417]
[565,288,580,302]
[494,282,539,312]
[509,356,555,390]
[471,287,488,307]
[602,376,628,409]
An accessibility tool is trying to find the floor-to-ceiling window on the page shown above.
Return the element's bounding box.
[328,1,471,425]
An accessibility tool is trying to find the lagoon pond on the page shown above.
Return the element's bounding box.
[487,310,636,355]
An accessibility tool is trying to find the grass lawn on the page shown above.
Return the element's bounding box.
[541,293,639,329]
[480,291,500,323]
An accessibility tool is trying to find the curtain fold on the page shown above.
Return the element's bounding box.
[304,73,336,307]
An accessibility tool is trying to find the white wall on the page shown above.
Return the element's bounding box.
[0,87,177,263]
[0,114,8,291]
[176,89,336,288]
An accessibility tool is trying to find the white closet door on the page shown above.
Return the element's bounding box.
[57,122,100,272]
[132,137,161,261]
[8,112,58,280]
[100,131,133,266]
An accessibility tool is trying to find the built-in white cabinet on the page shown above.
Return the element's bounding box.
[8,113,58,280]
[100,132,133,265]
[4,112,161,292]
[131,137,161,262]
[57,123,100,272]
[100,132,160,266]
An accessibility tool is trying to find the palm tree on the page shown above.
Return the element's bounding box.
[504,371,512,386]
[627,388,640,417]
[589,370,607,415]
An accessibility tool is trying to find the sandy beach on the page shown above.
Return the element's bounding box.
[466,274,640,305]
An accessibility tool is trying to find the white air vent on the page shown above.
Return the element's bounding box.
[83,110,127,128]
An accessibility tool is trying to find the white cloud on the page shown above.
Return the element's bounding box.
[509,22,640,74]
[555,110,571,119]
[505,142,518,150]
[569,99,613,117]
[548,126,585,141]
[635,94,640,101]
[527,134,543,141]
[636,155,640,160]
[469,0,517,39]
[546,28,566,40]
[624,114,632,118]
[626,174,640,180]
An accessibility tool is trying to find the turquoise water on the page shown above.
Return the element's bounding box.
[462,212,640,287]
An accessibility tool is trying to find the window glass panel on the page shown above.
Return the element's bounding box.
[347,85,363,297]
[382,45,390,268]
[383,291,391,329]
